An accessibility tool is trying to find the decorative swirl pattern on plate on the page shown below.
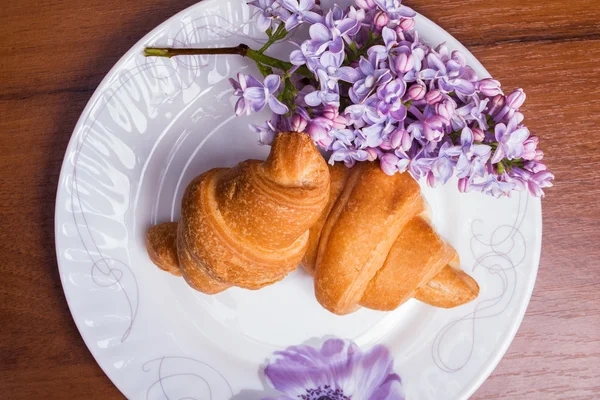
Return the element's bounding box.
[432,193,529,372]
[142,357,233,400]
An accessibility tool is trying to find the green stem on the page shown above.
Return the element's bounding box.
[258,24,287,53]
[144,44,312,78]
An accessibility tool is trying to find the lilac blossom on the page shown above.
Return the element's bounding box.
[374,0,416,21]
[280,0,321,30]
[305,69,341,106]
[230,73,288,115]
[248,0,290,32]
[317,51,361,88]
[232,2,553,198]
[451,127,491,179]
[376,79,407,121]
[491,114,530,163]
[350,53,393,103]
[426,49,477,95]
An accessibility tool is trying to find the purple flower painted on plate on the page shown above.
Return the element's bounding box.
[230,73,289,115]
[281,0,321,30]
[263,338,404,400]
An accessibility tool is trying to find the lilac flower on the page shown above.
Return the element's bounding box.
[350,54,393,103]
[426,50,477,95]
[356,119,395,148]
[390,128,412,151]
[425,89,443,105]
[478,78,503,97]
[264,338,404,400]
[368,27,398,61]
[376,79,407,121]
[509,166,554,197]
[304,10,358,56]
[406,83,426,101]
[471,174,516,198]
[250,120,276,145]
[451,127,491,179]
[425,142,460,187]
[281,0,321,30]
[330,140,370,167]
[491,114,530,163]
[317,51,361,88]
[248,0,290,32]
[522,136,543,161]
[455,96,489,130]
[230,73,288,115]
[374,0,416,21]
[494,88,526,122]
[305,69,341,106]
[397,17,415,32]
[356,0,377,11]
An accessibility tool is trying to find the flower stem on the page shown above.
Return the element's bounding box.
[144,44,313,78]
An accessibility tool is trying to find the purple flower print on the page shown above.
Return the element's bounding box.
[264,338,404,400]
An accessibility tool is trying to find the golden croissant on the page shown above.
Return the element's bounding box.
[146,132,330,293]
[302,162,480,315]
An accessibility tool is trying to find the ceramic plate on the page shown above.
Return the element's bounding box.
[55,0,542,398]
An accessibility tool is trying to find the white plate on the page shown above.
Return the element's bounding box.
[55,1,542,398]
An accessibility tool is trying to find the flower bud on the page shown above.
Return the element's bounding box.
[436,99,456,122]
[390,128,412,151]
[534,149,544,161]
[379,140,393,150]
[355,0,377,10]
[472,127,485,142]
[380,153,400,175]
[458,177,470,193]
[488,94,505,116]
[406,84,426,101]
[522,136,539,160]
[478,78,503,97]
[425,89,442,105]
[398,17,415,32]
[373,11,389,29]
[395,52,414,73]
[365,147,379,161]
[290,114,308,132]
[506,88,526,110]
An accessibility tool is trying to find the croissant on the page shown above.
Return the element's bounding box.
[146,132,330,294]
[303,162,480,315]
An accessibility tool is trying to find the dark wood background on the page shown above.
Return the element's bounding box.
[1,0,599,398]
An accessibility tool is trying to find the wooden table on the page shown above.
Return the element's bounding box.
[1,0,598,398]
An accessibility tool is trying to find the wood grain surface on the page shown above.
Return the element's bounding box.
[1,0,599,398]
